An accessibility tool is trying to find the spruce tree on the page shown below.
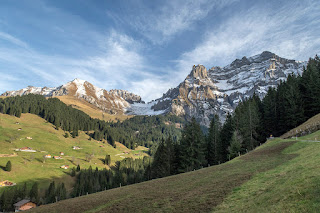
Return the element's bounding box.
[29,182,39,204]
[228,130,242,159]
[220,113,234,162]
[207,115,221,165]
[178,117,205,172]
[105,155,111,165]
[71,167,76,177]
[151,139,169,178]
[165,136,176,175]
[5,161,12,172]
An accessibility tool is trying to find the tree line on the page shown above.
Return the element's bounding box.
[72,157,151,197]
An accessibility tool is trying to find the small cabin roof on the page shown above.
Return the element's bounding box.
[14,199,31,207]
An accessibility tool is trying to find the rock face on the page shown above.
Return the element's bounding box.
[109,89,144,104]
[1,79,142,114]
[151,51,306,126]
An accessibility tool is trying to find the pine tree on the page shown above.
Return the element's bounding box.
[220,113,234,162]
[46,181,56,204]
[178,117,205,172]
[29,182,39,204]
[151,139,169,178]
[206,115,221,165]
[71,167,76,177]
[235,97,261,151]
[5,161,12,172]
[300,56,320,118]
[228,130,242,159]
[105,155,111,166]
[263,87,277,136]
[165,136,176,175]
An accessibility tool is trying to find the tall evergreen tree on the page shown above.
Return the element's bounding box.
[105,155,111,166]
[178,117,205,172]
[227,130,243,159]
[46,181,56,204]
[151,139,169,178]
[206,115,221,165]
[5,161,12,172]
[29,182,39,204]
[219,113,234,162]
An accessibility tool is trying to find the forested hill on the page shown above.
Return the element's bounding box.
[0,94,185,150]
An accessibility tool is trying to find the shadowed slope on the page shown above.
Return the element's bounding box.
[29,140,297,213]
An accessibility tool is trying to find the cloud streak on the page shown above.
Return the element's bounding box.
[0,29,172,101]
[108,0,238,45]
[176,0,320,76]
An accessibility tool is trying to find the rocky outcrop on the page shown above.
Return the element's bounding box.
[151,51,306,126]
[109,89,144,104]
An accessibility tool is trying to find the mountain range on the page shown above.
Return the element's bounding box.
[1,51,306,126]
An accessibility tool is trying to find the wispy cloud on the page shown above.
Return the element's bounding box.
[108,0,237,44]
[0,32,29,49]
[176,0,320,77]
[0,29,171,101]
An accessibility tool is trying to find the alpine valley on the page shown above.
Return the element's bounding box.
[1,51,306,126]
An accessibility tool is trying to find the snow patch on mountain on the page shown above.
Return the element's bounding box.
[126,102,165,116]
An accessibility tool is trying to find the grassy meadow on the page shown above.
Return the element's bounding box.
[30,129,320,212]
[0,113,147,193]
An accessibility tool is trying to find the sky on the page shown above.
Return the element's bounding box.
[0,0,319,101]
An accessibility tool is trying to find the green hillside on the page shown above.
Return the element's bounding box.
[0,113,148,192]
[29,130,320,212]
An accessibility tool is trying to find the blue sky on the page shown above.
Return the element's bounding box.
[0,0,319,101]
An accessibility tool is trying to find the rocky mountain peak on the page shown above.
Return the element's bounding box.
[190,65,208,79]
[230,56,251,68]
[151,51,306,126]
[109,89,143,104]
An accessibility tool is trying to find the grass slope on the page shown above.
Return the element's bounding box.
[30,131,320,212]
[56,96,133,122]
[0,113,147,192]
[281,113,320,139]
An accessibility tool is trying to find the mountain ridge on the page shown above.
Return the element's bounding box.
[151,51,306,125]
[1,51,307,125]
[1,78,143,115]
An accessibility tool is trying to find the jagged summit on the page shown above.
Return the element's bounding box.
[151,51,307,126]
[189,65,208,79]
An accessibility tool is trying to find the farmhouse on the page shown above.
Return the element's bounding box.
[60,165,69,169]
[60,152,65,156]
[16,147,36,152]
[44,154,52,158]
[14,199,36,211]
[17,128,22,131]
[0,180,16,187]
[53,156,62,159]
[72,146,81,150]
[26,137,33,140]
